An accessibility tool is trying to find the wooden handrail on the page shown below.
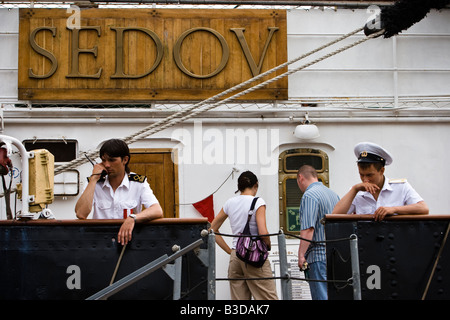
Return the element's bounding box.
[324,214,450,222]
[0,217,209,226]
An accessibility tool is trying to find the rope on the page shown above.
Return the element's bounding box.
[54,26,373,175]
[212,230,356,288]
[213,231,282,238]
[178,169,234,206]
[110,243,127,285]
[284,232,354,244]
[216,276,350,284]
[213,230,354,245]
[421,222,450,300]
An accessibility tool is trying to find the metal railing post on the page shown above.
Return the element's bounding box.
[207,231,216,300]
[278,230,292,300]
[349,234,362,300]
[173,257,182,300]
[163,244,183,300]
[165,244,183,300]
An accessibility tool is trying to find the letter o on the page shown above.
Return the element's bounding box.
[173,27,229,79]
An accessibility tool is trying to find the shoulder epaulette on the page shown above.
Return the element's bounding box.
[128,173,147,183]
[389,178,407,184]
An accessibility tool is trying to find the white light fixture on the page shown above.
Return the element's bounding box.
[294,113,320,140]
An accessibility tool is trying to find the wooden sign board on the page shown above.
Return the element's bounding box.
[18,9,287,102]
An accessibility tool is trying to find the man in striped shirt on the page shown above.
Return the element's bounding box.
[297,165,340,300]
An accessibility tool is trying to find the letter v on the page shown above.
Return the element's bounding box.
[230,27,279,77]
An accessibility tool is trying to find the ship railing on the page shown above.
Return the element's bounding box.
[87,229,361,300]
[87,229,215,300]
[212,230,361,300]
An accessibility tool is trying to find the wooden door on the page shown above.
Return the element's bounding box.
[128,149,178,218]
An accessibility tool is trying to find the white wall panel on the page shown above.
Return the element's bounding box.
[396,36,450,69]
[0,70,17,100]
[0,35,18,69]
[287,8,450,101]
[289,70,394,98]
[0,8,18,33]
[398,72,450,97]
[0,9,18,101]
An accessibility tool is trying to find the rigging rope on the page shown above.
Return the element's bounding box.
[55,26,382,175]
[178,169,235,205]
[213,230,353,245]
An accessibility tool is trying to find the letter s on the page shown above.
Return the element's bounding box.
[28,27,58,79]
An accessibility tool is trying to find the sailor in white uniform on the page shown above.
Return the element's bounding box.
[75,139,163,244]
[332,142,429,221]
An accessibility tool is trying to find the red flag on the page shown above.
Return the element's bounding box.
[192,194,214,222]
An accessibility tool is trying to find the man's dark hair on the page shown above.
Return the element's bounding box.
[357,161,384,171]
[99,139,131,173]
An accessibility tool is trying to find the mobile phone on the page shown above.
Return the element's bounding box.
[85,153,107,179]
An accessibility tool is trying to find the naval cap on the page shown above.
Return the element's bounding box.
[354,142,393,166]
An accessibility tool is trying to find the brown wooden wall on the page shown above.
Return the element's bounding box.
[129,149,178,219]
[18,9,287,102]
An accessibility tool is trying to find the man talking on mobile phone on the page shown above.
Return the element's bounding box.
[75,139,163,245]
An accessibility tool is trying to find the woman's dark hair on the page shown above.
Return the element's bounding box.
[237,171,258,192]
[99,139,131,173]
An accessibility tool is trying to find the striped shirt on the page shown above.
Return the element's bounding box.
[299,182,340,263]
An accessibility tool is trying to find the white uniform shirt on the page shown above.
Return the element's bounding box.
[90,173,159,219]
[348,178,423,215]
[223,195,266,249]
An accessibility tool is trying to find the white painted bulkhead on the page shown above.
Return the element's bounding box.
[0,7,449,299]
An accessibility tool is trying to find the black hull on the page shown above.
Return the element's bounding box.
[325,215,450,300]
[0,218,209,300]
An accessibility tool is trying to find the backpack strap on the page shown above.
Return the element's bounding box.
[250,197,259,211]
[247,197,259,222]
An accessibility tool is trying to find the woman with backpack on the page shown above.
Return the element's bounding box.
[209,170,278,300]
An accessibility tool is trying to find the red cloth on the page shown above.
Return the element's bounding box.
[193,194,214,222]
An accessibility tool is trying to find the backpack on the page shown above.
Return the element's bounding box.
[235,197,269,268]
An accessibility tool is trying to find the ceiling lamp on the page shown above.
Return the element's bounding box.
[294,113,320,140]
